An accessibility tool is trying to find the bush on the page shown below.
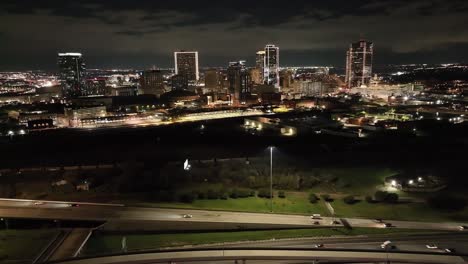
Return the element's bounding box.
[196,190,206,200]
[220,192,229,200]
[249,190,256,197]
[157,190,176,202]
[385,193,399,203]
[278,191,286,198]
[428,194,467,212]
[179,192,196,203]
[309,192,318,203]
[343,195,356,204]
[258,188,272,198]
[230,189,239,199]
[206,189,220,199]
[320,194,332,202]
[237,189,252,198]
[374,191,388,202]
[365,195,373,203]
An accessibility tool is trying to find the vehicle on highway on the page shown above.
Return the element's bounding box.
[445,248,456,253]
[459,225,468,230]
[311,214,321,219]
[313,221,320,225]
[183,214,193,218]
[383,223,392,228]
[331,220,340,225]
[426,244,438,249]
[313,244,324,248]
[381,240,394,249]
[34,201,44,205]
[69,203,79,207]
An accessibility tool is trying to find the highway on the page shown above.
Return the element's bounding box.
[198,232,468,254]
[1,198,467,232]
[49,248,468,264]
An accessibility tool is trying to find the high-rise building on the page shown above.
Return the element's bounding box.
[345,39,373,88]
[249,68,263,85]
[57,53,86,97]
[174,51,199,82]
[280,70,294,88]
[264,44,280,89]
[85,77,108,96]
[255,50,265,69]
[171,74,188,91]
[140,69,165,96]
[204,69,223,92]
[227,61,251,105]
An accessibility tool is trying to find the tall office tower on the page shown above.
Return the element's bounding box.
[174,51,199,82]
[264,44,280,89]
[57,53,86,97]
[255,50,265,69]
[249,68,263,84]
[140,69,165,96]
[227,61,251,105]
[171,74,188,91]
[280,70,293,88]
[204,69,223,92]
[255,50,265,82]
[345,39,373,88]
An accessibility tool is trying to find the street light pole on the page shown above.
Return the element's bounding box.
[270,146,273,212]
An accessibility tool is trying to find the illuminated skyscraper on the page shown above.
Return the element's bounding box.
[345,39,373,88]
[227,61,251,105]
[57,52,86,97]
[140,69,165,96]
[263,44,280,89]
[204,69,223,92]
[255,50,265,69]
[174,51,199,82]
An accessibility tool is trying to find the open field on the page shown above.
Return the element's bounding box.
[137,192,329,215]
[0,229,59,263]
[331,199,468,222]
[82,228,428,256]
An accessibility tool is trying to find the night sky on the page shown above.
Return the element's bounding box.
[1,0,468,70]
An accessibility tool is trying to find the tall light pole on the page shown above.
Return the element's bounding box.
[269,146,273,212]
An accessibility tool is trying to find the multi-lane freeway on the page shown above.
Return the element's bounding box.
[0,198,467,232]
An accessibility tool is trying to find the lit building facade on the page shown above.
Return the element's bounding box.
[57,53,86,98]
[204,69,224,92]
[249,68,263,85]
[140,69,165,96]
[174,51,199,82]
[345,40,373,88]
[227,61,251,105]
[264,44,280,89]
[171,74,188,91]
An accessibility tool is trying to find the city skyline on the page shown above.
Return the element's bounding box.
[1,0,468,70]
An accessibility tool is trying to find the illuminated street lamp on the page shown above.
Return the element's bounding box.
[391,180,397,187]
[408,180,414,185]
[269,146,274,212]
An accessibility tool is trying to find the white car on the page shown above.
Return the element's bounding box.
[426,244,438,249]
[310,214,321,219]
[381,241,392,249]
[183,214,193,218]
[34,201,45,206]
[459,225,467,231]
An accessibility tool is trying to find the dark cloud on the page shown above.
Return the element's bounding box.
[0,0,468,70]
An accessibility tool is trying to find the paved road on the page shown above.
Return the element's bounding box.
[201,233,468,255]
[46,249,468,264]
[0,198,467,232]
